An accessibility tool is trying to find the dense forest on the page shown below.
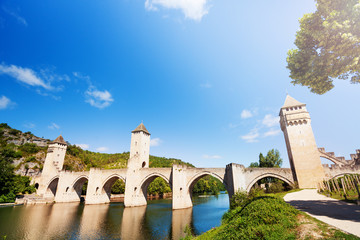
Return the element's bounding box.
[0,123,226,202]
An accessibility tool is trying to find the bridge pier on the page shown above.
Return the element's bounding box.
[85,168,112,204]
[54,171,87,203]
[124,168,148,207]
[172,165,193,209]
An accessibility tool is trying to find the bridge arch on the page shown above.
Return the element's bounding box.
[70,175,89,201]
[246,173,294,192]
[45,175,60,197]
[320,155,342,166]
[330,173,358,179]
[101,174,126,198]
[139,172,171,200]
[186,171,228,201]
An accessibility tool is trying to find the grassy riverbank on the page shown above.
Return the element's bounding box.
[185,190,360,240]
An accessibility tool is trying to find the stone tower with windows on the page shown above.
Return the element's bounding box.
[128,123,150,169]
[37,135,67,196]
[279,95,325,188]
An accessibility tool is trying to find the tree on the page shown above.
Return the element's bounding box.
[261,149,283,168]
[287,0,360,94]
[249,149,283,168]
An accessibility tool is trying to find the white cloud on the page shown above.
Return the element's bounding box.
[0,96,14,110]
[241,109,253,119]
[48,123,60,130]
[73,72,90,83]
[202,154,222,159]
[75,144,89,150]
[96,146,109,152]
[0,63,53,90]
[263,128,281,137]
[24,122,35,129]
[200,82,212,88]
[262,114,279,127]
[85,87,114,109]
[2,7,28,26]
[241,128,259,143]
[145,0,210,21]
[150,138,162,147]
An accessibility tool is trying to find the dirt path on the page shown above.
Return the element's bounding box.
[284,189,360,237]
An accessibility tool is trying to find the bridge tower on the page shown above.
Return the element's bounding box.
[279,95,325,188]
[37,135,67,196]
[128,123,150,169]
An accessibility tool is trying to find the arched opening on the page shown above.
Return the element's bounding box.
[72,177,88,202]
[34,183,39,189]
[187,173,229,236]
[140,174,172,202]
[188,174,227,199]
[320,156,337,166]
[102,176,126,202]
[46,177,59,198]
[247,175,293,193]
[142,161,146,168]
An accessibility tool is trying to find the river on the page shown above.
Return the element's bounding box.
[0,193,229,240]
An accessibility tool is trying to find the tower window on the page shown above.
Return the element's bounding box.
[286,108,289,111]
[135,141,137,146]
[142,161,146,168]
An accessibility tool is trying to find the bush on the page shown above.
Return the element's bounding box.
[200,196,299,240]
[267,181,285,193]
[18,143,40,154]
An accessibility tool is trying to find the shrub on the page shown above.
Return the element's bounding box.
[18,143,40,154]
[201,197,299,240]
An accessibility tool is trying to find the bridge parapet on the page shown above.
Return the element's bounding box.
[318,147,360,167]
[323,164,360,179]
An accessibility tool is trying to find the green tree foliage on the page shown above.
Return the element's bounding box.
[0,147,35,203]
[192,175,226,195]
[287,0,360,94]
[249,149,282,168]
[111,179,125,194]
[147,177,171,196]
[260,149,282,168]
[18,143,40,155]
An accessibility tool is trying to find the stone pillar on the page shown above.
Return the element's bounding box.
[85,168,110,204]
[226,163,246,196]
[172,165,193,210]
[124,168,147,207]
[54,171,79,202]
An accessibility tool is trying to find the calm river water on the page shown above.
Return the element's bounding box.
[0,193,229,240]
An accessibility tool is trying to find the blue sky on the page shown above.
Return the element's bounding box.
[1,0,359,168]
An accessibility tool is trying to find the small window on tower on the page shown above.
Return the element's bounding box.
[135,141,137,146]
[142,162,146,168]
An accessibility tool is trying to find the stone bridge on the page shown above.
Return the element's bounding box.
[37,163,296,209]
[34,96,360,209]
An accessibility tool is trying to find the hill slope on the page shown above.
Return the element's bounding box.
[0,123,194,176]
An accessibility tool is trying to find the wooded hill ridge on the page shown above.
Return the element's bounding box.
[0,123,194,176]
